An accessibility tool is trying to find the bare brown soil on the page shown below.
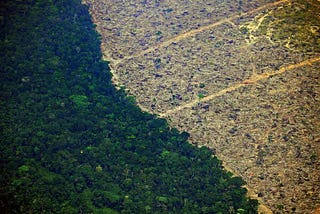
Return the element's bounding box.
[83,0,320,213]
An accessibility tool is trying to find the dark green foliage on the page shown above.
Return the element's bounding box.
[0,0,258,213]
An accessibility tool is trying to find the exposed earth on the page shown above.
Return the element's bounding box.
[82,0,320,213]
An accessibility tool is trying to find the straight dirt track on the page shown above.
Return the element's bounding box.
[160,56,320,117]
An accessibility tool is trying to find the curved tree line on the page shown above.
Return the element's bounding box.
[0,0,258,213]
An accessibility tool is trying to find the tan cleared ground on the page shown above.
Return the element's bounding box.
[83,0,320,213]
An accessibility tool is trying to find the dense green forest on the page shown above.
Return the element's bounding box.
[0,0,258,213]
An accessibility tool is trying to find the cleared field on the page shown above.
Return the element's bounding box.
[83,0,320,213]
[167,61,320,213]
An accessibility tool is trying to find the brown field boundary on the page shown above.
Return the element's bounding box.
[113,0,291,67]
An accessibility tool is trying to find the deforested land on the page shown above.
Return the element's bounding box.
[83,0,320,213]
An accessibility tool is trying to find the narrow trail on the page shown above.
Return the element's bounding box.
[112,0,291,67]
[159,56,320,117]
